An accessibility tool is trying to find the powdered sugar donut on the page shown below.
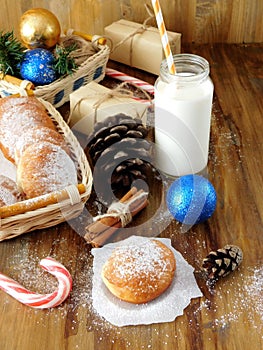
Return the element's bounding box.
[101,239,176,304]
[0,175,23,207]
[17,141,78,199]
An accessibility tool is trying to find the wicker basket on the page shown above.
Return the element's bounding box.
[0,35,110,107]
[0,98,93,241]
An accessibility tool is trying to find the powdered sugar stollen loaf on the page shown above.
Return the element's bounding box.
[0,96,56,163]
[14,126,70,163]
[17,141,78,199]
[0,96,46,112]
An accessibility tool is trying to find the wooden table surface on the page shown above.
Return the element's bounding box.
[0,43,262,350]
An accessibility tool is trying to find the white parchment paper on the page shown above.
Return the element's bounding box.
[0,150,16,180]
[91,236,203,327]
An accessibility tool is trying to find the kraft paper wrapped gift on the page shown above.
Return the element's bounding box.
[104,19,181,75]
[69,81,150,135]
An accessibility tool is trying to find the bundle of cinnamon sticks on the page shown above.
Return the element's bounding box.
[84,187,148,247]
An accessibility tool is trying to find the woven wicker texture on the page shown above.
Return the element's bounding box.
[0,35,110,107]
[0,98,93,241]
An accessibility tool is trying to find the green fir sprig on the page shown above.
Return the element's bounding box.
[53,44,78,77]
[0,30,25,76]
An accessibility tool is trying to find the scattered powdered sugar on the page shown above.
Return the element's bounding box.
[243,266,263,322]
[1,233,262,348]
[195,264,263,334]
[2,235,93,320]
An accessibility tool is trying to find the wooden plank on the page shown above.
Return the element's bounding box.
[120,0,196,43]
[1,0,262,44]
[244,0,263,43]
[195,0,263,43]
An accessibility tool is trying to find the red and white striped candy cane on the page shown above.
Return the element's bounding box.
[106,68,155,95]
[0,257,72,309]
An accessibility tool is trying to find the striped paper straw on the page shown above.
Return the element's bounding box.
[106,68,155,95]
[151,0,176,74]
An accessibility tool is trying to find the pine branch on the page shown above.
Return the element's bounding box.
[53,44,78,77]
[0,30,25,76]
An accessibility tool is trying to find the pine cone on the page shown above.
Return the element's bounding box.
[202,245,243,280]
[93,137,153,198]
[87,113,148,166]
[85,113,161,203]
[112,158,153,188]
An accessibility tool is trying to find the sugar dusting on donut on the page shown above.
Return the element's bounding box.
[112,240,172,279]
[102,239,176,304]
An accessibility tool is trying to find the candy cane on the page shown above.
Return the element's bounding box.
[106,68,155,95]
[0,257,72,309]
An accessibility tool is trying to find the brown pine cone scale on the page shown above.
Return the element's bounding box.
[86,113,160,202]
[202,244,243,280]
[87,113,149,166]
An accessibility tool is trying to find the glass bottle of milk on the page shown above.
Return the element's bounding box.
[154,54,214,177]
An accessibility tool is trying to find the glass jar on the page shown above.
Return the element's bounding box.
[154,54,214,177]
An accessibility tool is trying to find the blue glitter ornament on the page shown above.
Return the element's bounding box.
[20,48,56,85]
[166,174,217,225]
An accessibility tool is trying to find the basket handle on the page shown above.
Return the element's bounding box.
[64,29,107,45]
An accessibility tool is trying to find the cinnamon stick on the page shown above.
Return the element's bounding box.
[0,184,86,219]
[90,186,137,230]
[84,187,148,247]
[87,222,122,248]
[86,187,145,239]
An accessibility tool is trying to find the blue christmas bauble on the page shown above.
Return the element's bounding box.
[166,175,217,225]
[20,48,56,85]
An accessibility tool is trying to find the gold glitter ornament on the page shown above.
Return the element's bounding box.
[19,8,61,49]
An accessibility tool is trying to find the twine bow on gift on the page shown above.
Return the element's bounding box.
[68,81,153,126]
[111,4,155,67]
[92,82,135,112]
[92,81,152,121]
